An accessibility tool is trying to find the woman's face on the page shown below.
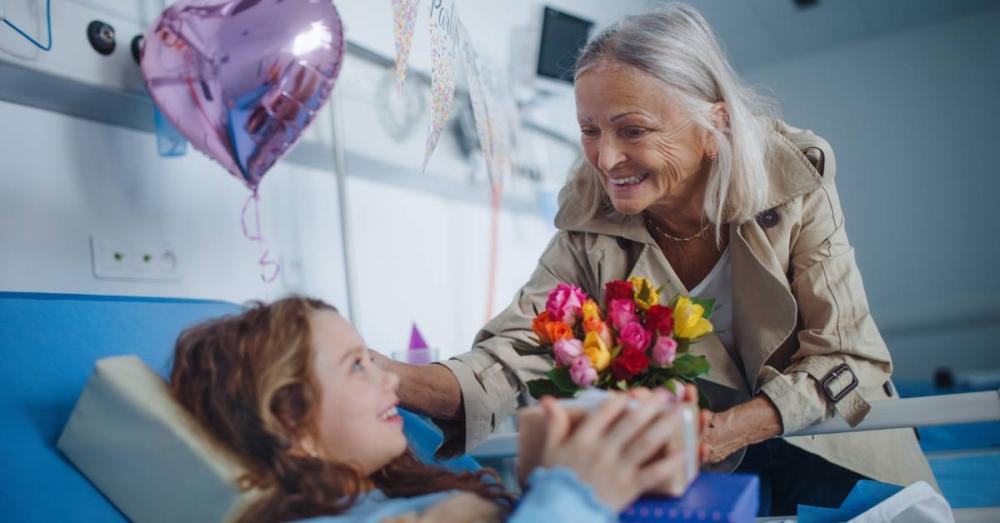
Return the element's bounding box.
[309,309,406,474]
[575,61,710,215]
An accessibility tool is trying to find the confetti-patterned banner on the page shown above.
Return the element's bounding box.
[458,22,494,175]
[458,22,518,188]
[390,0,420,91]
[422,0,458,172]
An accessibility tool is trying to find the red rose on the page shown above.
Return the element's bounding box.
[604,280,634,307]
[644,304,675,335]
[612,348,650,381]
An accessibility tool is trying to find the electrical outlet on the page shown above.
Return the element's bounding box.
[90,236,181,281]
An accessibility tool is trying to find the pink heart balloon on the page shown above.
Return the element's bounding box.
[141,0,345,189]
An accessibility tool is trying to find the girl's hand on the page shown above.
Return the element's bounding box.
[628,384,712,464]
[538,392,686,512]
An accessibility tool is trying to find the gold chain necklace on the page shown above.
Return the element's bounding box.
[644,214,711,242]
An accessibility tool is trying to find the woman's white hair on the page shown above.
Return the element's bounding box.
[558,3,777,234]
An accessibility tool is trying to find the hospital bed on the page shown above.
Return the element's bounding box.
[1,291,997,521]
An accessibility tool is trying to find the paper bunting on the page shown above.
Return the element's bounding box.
[458,22,493,172]
[390,0,420,91]
[422,0,458,172]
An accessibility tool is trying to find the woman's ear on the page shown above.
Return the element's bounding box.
[708,102,729,132]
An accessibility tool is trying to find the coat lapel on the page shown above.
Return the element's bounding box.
[730,221,800,391]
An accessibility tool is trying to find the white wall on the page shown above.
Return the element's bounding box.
[742,8,1000,379]
[0,99,350,307]
[0,1,651,359]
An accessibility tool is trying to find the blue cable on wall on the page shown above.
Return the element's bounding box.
[1,0,53,51]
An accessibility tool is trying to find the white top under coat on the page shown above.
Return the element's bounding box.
[690,247,734,355]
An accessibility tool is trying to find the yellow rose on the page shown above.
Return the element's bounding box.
[628,276,660,311]
[673,296,713,339]
[581,299,602,323]
[582,331,612,372]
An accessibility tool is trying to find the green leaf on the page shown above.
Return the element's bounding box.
[527,379,575,399]
[547,366,579,394]
[670,353,711,379]
[663,379,679,395]
[615,380,629,391]
[676,338,691,354]
[690,297,715,319]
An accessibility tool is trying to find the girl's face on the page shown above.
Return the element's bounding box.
[308,310,406,474]
[575,61,711,215]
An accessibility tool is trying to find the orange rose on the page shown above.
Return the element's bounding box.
[532,311,552,341]
[532,311,573,344]
[543,321,573,344]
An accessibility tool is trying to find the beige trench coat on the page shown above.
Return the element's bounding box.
[436,120,936,488]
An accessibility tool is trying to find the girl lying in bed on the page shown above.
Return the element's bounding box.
[169,296,692,522]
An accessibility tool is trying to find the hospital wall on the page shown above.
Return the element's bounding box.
[2,1,998,381]
[741,7,1000,379]
[0,0,644,360]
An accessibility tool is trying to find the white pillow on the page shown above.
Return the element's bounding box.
[58,355,261,523]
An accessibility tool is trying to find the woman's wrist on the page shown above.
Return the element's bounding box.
[704,396,782,462]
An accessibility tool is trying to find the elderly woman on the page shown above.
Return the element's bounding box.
[375,3,935,516]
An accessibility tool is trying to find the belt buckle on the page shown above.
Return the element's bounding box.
[821,363,858,403]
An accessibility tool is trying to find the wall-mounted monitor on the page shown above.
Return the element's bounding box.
[536,6,594,87]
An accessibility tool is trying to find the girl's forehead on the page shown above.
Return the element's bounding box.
[311,310,364,355]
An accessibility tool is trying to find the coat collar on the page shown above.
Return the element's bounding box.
[555,120,824,238]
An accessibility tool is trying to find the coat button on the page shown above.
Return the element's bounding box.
[757,208,780,228]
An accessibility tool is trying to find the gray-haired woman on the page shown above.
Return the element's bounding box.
[375,3,936,516]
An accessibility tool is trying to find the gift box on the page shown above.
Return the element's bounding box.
[620,473,759,523]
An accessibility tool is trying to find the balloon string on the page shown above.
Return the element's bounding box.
[240,190,282,283]
[484,180,502,323]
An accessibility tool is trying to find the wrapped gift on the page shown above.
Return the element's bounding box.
[620,473,759,523]
[516,390,700,497]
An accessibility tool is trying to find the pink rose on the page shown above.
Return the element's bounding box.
[652,336,678,366]
[569,356,597,388]
[553,338,584,367]
[546,283,587,324]
[608,299,637,332]
[619,322,652,353]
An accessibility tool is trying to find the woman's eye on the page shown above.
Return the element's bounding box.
[351,358,365,372]
[623,127,648,139]
[580,128,598,137]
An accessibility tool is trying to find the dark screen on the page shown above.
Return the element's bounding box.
[536,7,594,84]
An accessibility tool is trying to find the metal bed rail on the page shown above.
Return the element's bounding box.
[469,389,1000,459]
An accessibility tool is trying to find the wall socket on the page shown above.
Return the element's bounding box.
[90,236,181,282]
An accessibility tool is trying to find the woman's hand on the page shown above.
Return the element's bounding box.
[538,392,685,513]
[700,395,783,464]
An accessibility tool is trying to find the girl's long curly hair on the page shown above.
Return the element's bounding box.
[169,296,512,522]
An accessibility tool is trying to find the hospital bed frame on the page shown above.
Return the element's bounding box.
[469,388,1000,459]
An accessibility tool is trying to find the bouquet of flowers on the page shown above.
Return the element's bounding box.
[527,277,714,401]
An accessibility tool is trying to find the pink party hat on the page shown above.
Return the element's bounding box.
[408,323,429,350]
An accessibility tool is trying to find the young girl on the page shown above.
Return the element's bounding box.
[170,296,688,522]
